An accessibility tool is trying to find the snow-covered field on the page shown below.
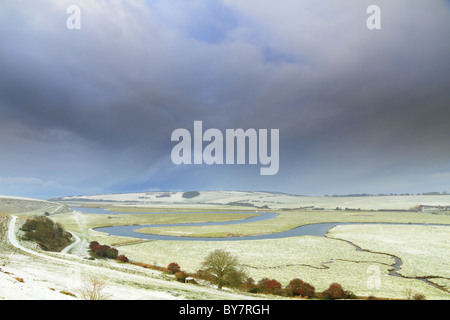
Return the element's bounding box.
[0,211,267,300]
[2,193,450,300]
[0,214,287,299]
[117,230,450,300]
[328,224,450,280]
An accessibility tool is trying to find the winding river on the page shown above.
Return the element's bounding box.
[73,207,448,242]
[72,207,450,293]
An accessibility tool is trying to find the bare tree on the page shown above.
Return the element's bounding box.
[201,249,240,290]
[79,275,109,300]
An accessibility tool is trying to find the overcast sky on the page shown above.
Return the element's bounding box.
[0,0,449,199]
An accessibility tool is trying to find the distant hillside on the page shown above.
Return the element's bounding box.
[54,191,450,211]
[0,195,71,215]
[52,190,296,209]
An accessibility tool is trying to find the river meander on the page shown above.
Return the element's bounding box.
[72,207,449,242]
[72,207,450,292]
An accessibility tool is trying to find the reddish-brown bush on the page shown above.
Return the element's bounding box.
[117,255,129,263]
[89,241,100,251]
[287,278,316,298]
[255,278,283,294]
[89,241,118,259]
[167,262,181,274]
[265,279,282,290]
[321,283,348,299]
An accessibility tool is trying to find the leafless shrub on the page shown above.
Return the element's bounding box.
[78,275,109,300]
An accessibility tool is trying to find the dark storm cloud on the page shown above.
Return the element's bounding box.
[0,0,449,198]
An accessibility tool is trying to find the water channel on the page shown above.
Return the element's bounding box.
[71,206,450,293]
[72,207,448,242]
